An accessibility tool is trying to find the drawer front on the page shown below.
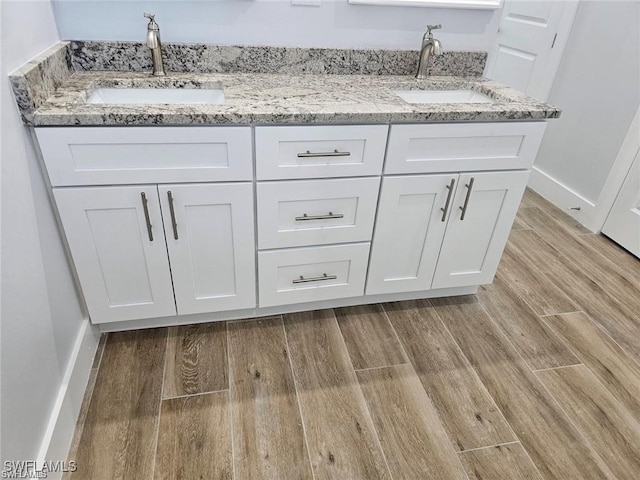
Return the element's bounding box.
[36,126,253,186]
[258,243,370,307]
[255,125,388,180]
[257,177,380,249]
[385,122,547,174]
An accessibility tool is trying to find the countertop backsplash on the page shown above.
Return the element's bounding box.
[68,41,487,77]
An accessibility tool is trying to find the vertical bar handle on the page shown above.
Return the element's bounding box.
[459,177,475,221]
[141,192,153,241]
[440,178,456,222]
[167,191,178,240]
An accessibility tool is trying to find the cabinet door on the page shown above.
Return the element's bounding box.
[366,174,458,295]
[432,170,529,289]
[54,186,177,324]
[158,183,256,315]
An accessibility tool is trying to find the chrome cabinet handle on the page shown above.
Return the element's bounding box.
[167,191,178,240]
[297,149,351,158]
[459,177,475,221]
[141,192,153,241]
[292,273,338,284]
[440,178,456,222]
[295,212,344,221]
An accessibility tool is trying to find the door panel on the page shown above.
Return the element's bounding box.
[486,0,579,100]
[366,174,458,295]
[54,186,176,323]
[159,183,256,315]
[432,170,529,289]
[602,150,640,257]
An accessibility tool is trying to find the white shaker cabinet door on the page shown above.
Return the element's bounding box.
[54,186,177,324]
[366,174,458,295]
[432,170,529,289]
[158,183,256,315]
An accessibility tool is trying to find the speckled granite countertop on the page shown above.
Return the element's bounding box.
[10,42,560,126]
[33,72,559,126]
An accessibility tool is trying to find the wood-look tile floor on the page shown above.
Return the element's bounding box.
[66,189,640,480]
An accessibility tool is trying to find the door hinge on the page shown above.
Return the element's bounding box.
[551,32,558,49]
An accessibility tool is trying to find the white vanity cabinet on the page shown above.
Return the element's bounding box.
[36,120,546,329]
[366,123,544,295]
[254,125,386,308]
[54,182,256,324]
[38,126,256,324]
[366,170,528,295]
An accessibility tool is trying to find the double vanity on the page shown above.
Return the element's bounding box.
[10,40,559,331]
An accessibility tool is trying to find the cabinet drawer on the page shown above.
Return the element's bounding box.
[385,122,546,174]
[257,177,380,249]
[255,125,388,180]
[36,126,253,186]
[258,243,369,307]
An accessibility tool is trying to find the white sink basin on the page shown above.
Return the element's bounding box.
[394,89,495,104]
[86,88,225,105]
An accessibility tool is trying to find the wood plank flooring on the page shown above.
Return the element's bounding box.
[163,322,228,398]
[154,392,232,480]
[459,442,543,480]
[536,365,640,479]
[67,188,640,480]
[68,329,167,479]
[384,299,515,452]
[227,317,313,480]
[283,309,392,480]
[357,364,467,480]
[335,304,408,370]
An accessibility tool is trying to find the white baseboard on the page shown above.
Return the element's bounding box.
[528,165,599,232]
[36,318,100,479]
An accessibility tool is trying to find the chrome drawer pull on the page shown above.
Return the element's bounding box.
[440,178,456,222]
[295,212,344,221]
[459,177,475,221]
[292,273,338,284]
[297,149,351,158]
[141,192,153,242]
[167,191,178,240]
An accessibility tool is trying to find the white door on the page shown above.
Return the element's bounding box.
[54,186,177,324]
[366,174,458,295]
[158,183,256,315]
[485,0,579,101]
[432,170,529,289]
[602,149,640,258]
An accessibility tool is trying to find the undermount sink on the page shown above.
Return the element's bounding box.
[394,89,495,104]
[86,87,226,105]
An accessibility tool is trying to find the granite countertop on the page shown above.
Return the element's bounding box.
[10,42,560,126]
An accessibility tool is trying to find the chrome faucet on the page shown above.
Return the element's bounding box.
[144,12,165,76]
[416,24,443,79]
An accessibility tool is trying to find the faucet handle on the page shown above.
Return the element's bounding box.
[144,12,159,31]
[426,24,442,34]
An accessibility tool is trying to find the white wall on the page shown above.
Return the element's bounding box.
[529,0,640,228]
[51,0,501,51]
[1,0,97,469]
